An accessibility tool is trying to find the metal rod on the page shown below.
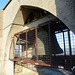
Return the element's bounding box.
[10,59,51,67]
[35,27,38,62]
[26,31,28,58]
[23,45,25,57]
[63,32,66,68]
[21,45,23,58]
[68,29,72,68]
[63,32,66,56]
[48,22,52,65]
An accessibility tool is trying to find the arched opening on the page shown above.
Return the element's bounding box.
[9,6,75,74]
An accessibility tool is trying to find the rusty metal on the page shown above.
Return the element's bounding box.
[35,27,38,62]
[26,31,28,58]
[14,26,37,36]
[63,32,66,56]
[9,20,75,69]
[10,58,51,67]
[48,23,52,65]
[63,31,66,68]
[68,29,72,68]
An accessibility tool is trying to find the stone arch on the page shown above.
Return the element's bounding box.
[3,5,58,75]
[5,0,75,48]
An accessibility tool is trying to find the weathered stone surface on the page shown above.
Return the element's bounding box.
[0,0,75,75]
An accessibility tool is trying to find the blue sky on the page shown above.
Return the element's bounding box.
[0,0,9,9]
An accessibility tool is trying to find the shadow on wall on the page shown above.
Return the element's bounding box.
[55,0,75,34]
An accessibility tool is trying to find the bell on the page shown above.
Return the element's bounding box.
[51,30,63,54]
[32,26,63,55]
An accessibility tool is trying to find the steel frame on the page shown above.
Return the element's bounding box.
[9,20,74,69]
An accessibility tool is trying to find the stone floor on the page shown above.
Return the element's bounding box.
[14,72,38,75]
[14,66,72,75]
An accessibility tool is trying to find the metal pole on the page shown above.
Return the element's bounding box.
[23,45,25,56]
[26,31,28,58]
[68,29,72,68]
[35,27,38,62]
[21,44,23,58]
[63,32,66,68]
[48,22,52,65]
[63,32,66,56]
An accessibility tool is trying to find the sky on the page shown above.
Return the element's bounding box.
[0,0,9,9]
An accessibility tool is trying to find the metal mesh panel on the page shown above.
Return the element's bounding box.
[37,25,50,65]
[52,30,75,69]
[27,29,36,63]
[9,21,75,69]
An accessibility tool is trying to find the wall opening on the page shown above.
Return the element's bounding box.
[9,6,75,73]
[9,20,75,70]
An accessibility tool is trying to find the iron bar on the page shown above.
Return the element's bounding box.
[21,44,24,58]
[9,20,75,69]
[48,22,52,65]
[63,32,66,68]
[68,29,72,68]
[63,32,66,55]
[10,59,51,67]
[35,27,38,62]
[26,31,28,58]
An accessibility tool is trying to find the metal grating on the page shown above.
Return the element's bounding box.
[9,21,75,69]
